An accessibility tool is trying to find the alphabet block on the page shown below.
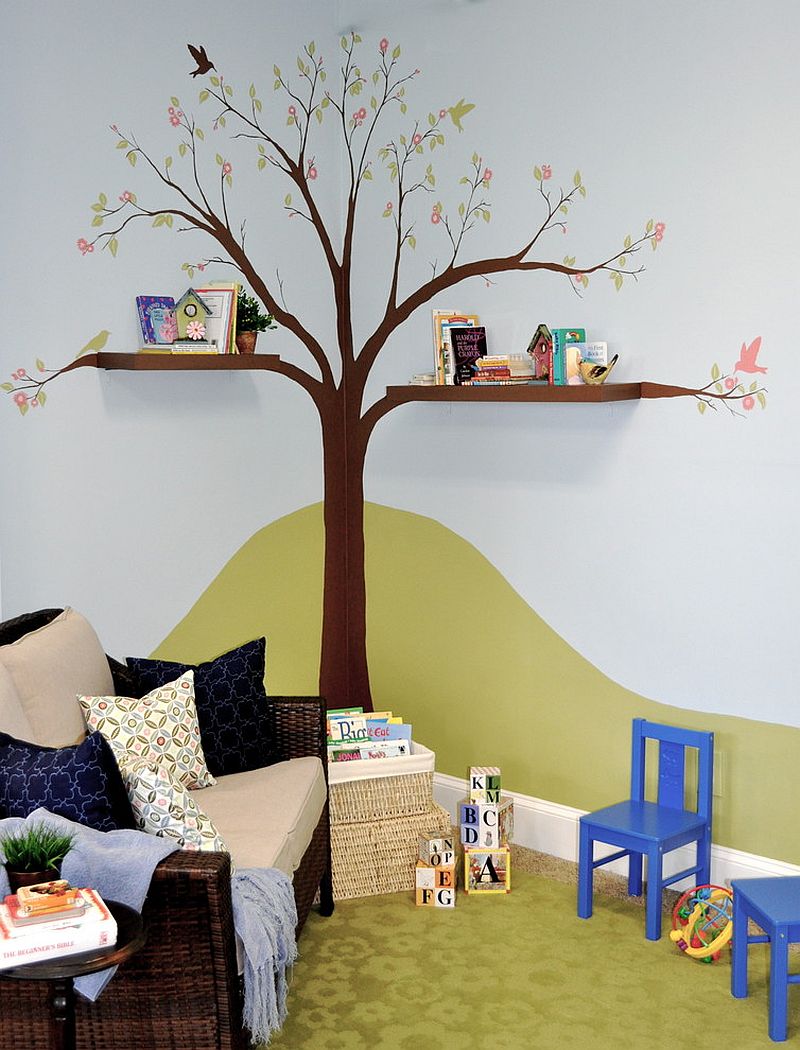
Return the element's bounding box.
[418,833,455,867]
[463,847,511,894]
[469,766,501,802]
[415,861,457,906]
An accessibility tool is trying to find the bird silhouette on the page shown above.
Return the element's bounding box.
[733,336,766,374]
[74,330,111,360]
[578,353,618,385]
[188,44,216,78]
[448,98,475,133]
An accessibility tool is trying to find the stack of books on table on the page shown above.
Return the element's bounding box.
[0,880,117,969]
[326,707,413,763]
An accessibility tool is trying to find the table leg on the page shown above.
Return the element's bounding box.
[731,892,749,999]
[51,977,76,1050]
[769,930,789,1042]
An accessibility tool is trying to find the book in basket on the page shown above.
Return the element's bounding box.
[0,888,117,968]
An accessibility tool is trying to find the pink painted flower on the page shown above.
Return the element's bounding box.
[439,109,447,119]
[16,368,26,378]
[724,377,736,390]
[76,238,94,255]
[431,210,441,225]
[413,133,422,145]
[288,105,296,116]
[197,262,206,271]
[222,162,232,176]
[186,320,206,340]
[482,167,493,182]
[358,107,367,121]
[743,395,755,411]
[31,398,39,408]
[119,191,133,203]
[386,201,393,211]
[13,392,27,406]
[654,221,666,242]
[541,164,552,179]
[574,273,584,284]
[307,166,318,180]
[379,38,389,53]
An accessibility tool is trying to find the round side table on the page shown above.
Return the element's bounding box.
[1,900,145,1050]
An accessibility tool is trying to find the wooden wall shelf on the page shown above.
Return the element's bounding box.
[70,352,280,372]
[385,382,642,405]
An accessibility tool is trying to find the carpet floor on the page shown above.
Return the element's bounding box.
[267,853,786,1050]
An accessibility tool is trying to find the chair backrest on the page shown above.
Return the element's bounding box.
[630,718,714,822]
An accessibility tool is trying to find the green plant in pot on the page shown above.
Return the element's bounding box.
[0,823,75,892]
[235,289,276,354]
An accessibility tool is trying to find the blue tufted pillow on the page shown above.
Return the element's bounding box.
[0,730,135,831]
[125,638,272,777]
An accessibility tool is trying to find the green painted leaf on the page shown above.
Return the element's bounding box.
[308,41,316,56]
[274,65,281,77]
[392,45,401,59]
[316,108,323,124]
[534,166,543,181]
[624,234,632,249]
[116,140,128,149]
[99,192,107,206]
[371,96,377,109]
[362,168,373,180]
[482,210,490,222]
[196,128,205,140]
[750,380,758,392]
[285,194,292,206]
[249,83,256,98]
[1,382,13,391]
[216,153,224,166]
[225,174,232,188]
[614,274,623,291]
[210,76,220,86]
[258,157,267,171]
[199,90,209,103]
[382,209,392,218]
[171,96,180,107]
[37,390,47,407]
[400,102,406,113]
[353,33,362,43]
[758,391,767,409]
[715,382,723,393]
[254,98,262,112]
[618,256,626,267]
[573,170,581,186]
[458,202,465,217]
[321,96,330,108]
[579,185,587,198]
[91,203,104,213]
[646,219,654,233]
[165,156,173,168]
[224,85,233,97]
[127,151,137,166]
[274,79,281,90]
[698,401,706,414]
[218,115,226,127]
[559,205,568,214]
[91,215,103,227]
[179,143,187,157]
[651,237,657,249]
[711,363,721,381]
[35,359,45,372]
[340,36,348,49]
[109,237,118,257]
[18,401,28,416]
[408,235,417,249]
[153,215,164,227]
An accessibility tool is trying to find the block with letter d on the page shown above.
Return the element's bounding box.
[459,798,500,848]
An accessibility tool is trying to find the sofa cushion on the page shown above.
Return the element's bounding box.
[195,757,326,877]
[0,608,112,747]
[119,758,230,854]
[0,663,33,741]
[78,671,216,790]
[125,638,272,777]
[0,730,134,831]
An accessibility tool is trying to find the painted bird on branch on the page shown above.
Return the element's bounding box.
[733,336,766,374]
[188,44,216,77]
[579,353,619,385]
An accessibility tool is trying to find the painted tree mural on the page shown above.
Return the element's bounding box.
[3,35,767,710]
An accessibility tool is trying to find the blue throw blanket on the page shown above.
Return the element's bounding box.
[0,810,297,1044]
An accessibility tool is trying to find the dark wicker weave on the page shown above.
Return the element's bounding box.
[0,609,334,1049]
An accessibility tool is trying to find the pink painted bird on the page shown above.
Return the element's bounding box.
[734,336,767,374]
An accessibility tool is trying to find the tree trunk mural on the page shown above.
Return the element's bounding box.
[4,35,767,711]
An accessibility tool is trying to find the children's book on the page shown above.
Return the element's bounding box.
[431,310,479,384]
[136,295,176,345]
[0,888,117,967]
[551,328,585,385]
[565,340,607,384]
[449,326,488,384]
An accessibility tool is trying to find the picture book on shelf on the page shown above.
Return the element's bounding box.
[136,295,176,345]
[431,310,479,384]
[450,326,488,384]
[551,328,585,385]
[565,340,608,385]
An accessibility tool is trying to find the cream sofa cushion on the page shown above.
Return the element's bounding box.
[195,756,326,877]
[0,661,34,740]
[0,608,113,747]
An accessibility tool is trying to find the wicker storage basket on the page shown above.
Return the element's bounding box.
[331,802,453,900]
[328,741,437,823]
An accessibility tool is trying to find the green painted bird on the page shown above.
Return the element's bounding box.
[448,98,475,133]
[74,330,111,359]
[578,353,618,385]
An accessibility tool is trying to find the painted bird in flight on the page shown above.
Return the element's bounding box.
[733,336,766,374]
[448,98,475,133]
[188,44,216,78]
[579,353,619,385]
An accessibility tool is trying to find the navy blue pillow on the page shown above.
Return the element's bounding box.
[0,731,134,831]
[125,638,272,777]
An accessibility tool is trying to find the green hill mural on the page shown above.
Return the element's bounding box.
[155,502,800,865]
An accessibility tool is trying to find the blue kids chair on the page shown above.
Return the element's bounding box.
[577,718,714,941]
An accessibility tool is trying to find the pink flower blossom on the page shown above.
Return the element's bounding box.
[431,211,441,225]
[169,115,181,127]
[574,273,584,284]
[17,368,26,378]
[386,201,393,210]
[482,167,493,182]
[541,164,552,179]
[31,398,38,408]
[654,222,666,242]
[413,133,422,145]
[307,166,318,180]
[13,392,27,406]
[358,107,367,120]
[168,106,176,115]
[186,320,206,340]
[743,395,755,410]
[439,109,447,119]
[380,38,389,53]
[119,191,133,202]
[288,105,296,116]
[222,162,232,176]
[724,377,736,390]
[76,238,93,256]
[197,262,206,271]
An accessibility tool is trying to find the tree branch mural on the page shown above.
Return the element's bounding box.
[1,34,768,708]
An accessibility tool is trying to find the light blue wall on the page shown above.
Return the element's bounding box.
[1,2,798,729]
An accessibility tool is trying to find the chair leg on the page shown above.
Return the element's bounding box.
[697,829,712,887]
[645,848,663,941]
[627,852,643,898]
[577,821,593,920]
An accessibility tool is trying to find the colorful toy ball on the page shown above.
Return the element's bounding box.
[669,884,733,962]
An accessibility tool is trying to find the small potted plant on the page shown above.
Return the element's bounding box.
[235,289,276,354]
[0,823,75,892]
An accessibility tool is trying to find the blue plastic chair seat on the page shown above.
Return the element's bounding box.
[586,800,707,844]
[731,876,800,1041]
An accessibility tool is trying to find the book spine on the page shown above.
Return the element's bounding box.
[136,298,153,344]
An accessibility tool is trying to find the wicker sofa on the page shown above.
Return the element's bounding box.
[0,608,334,1050]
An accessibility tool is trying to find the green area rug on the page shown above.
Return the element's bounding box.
[268,871,780,1049]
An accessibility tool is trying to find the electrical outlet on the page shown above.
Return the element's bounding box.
[713,750,724,797]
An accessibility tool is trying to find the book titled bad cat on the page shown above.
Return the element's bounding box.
[449,326,488,384]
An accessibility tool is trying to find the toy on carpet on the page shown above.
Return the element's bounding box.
[669,884,733,963]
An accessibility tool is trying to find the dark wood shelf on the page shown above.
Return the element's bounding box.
[70,352,280,372]
[385,382,642,405]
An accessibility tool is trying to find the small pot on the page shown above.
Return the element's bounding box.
[6,868,59,893]
[235,331,258,355]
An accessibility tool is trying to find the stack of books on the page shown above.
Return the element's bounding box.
[326,707,413,763]
[0,880,117,969]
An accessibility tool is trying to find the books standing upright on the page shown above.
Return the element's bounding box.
[431,310,480,385]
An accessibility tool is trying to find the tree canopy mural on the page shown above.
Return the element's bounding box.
[2,34,767,709]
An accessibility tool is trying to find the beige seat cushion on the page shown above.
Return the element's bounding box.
[0,661,34,740]
[194,757,326,877]
[0,608,113,747]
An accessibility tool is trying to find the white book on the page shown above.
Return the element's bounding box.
[0,889,117,968]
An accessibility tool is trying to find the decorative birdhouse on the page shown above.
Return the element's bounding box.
[174,288,212,340]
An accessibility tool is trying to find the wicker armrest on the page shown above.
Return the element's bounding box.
[268,695,327,768]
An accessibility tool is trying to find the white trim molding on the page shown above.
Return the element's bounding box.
[433,773,800,887]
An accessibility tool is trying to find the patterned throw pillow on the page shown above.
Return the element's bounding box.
[78,672,215,789]
[125,639,272,777]
[0,730,135,831]
[118,758,230,855]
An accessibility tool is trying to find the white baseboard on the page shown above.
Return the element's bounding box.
[433,773,800,887]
